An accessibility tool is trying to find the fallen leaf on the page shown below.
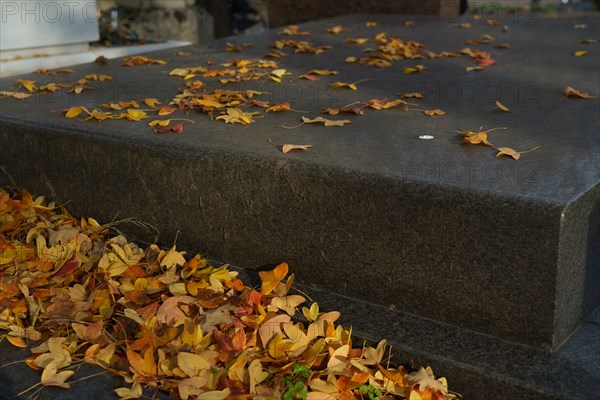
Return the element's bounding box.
[309,69,338,75]
[327,25,343,34]
[573,50,588,57]
[455,22,472,28]
[403,65,426,74]
[158,106,178,116]
[41,360,75,388]
[399,92,423,99]
[405,367,448,395]
[565,85,596,98]
[259,263,289,295]
[345,38,369,44]
[496,146,539,160]
[496,147,521,160]
[495,101,510,112]
[215,108,259,124]
[282,144,313,154]
[0,91,33,100]
[115,381,143,399]
[155,123,184,134]
[579,39,598,44]
[423,109,446,116]
[466,66,484,72]
[144,98,161,107]
[302,116,351,127]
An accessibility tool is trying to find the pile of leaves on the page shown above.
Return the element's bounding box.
[0,188,459,399]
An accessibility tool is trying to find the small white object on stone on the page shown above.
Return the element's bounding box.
[419,135,435,140]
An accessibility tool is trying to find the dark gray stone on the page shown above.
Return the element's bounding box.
[0,13,598,356]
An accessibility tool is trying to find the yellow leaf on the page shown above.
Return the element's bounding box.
[282,144,313,154]
[149,119,172,127]
[403,65,426,74]
[309,69,338,75]
[144,98,161,107]
[302,116,351,127]
[573,50,588,57]
[170,68,190,77]
[496,147,521,160]
[495,100,510,112]
[115,381,142,399]
[41,360,75,388]
[248,359,269,394]
[327,344,349,372]
[330,82,358,90]
[327,25,343,34]
[125,109,149,121]
[178,352,211,377]
[65,107,86,118]
[17,79,37,92]
[302,302,319,321]
[178,376,210,400]
[160,245,186,268]
[0,91,32,100]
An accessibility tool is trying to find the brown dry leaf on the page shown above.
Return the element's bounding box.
[573,50,588,57]
[122,55,167,66]
[495,43,511,49]
[301,116,351,127]
[345,37,369,45]
[282,144,313,154]
[455,22,472,28]
[267,102,291,112]
[495,101,510,112]
[345,56,358,63]
[579,39,598,44]
[399,92,423,99]
[423,109,446,116]
[365,21,379,27]
[565,85,596,98]
[155,123,184,134]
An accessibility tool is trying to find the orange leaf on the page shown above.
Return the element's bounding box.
[258,262,289,295]
[565,85,596,99]
[423,109,446,116]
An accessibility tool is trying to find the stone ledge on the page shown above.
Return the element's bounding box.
[0,14,598,351]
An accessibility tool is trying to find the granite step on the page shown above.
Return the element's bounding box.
[0,12,599,398]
